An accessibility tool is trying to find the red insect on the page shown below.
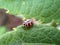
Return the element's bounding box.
[23,19,34,28]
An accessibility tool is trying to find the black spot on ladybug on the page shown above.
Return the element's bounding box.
[28,23,30,27]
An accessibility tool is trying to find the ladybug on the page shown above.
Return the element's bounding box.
[23,19,34,28]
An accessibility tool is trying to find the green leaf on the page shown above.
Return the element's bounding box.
[0,25,60,45]
[0,26,7,36]
[0,0,60,45]
[21,43,56,45]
